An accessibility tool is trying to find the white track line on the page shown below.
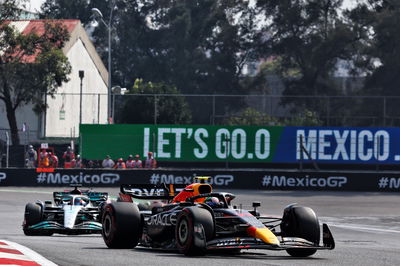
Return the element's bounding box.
[328,223,400,234]
[2,240,58,266]
[0,189,53,194]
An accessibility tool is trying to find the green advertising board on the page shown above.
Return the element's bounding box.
[80,124,284,162]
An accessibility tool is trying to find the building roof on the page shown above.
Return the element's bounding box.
[21,19,79,36]
[4,19,108,86]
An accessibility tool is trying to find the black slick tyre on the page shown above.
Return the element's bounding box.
[175,206,214,256]
[281,205,320,257]
[102,202,142,249]
[24,203,42,226]
[23,203,52,236]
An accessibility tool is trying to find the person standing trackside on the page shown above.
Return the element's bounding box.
[114,158,126,169]
[74,155,83,168]
[25,145,37,168]
[144,152,157,168]
[48,152,59,168]
[133,154,142,168]
[62,146,75,168]
[39,149,49,168]
[102,155,115,168]
[125,155,135,169]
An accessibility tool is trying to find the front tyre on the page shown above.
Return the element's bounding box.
[24,203,42,226]
[281,205,320,257]
[23,203,53,236]
[102,202,142,249]
[175,206,214,256]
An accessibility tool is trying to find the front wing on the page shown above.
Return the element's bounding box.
[206,224,335,251]
[25,221,102,235]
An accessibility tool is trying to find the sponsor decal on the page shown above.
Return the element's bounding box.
[213,175,235,186]
[82,124,400,164]
[0,172,6,183]
[142,127,273,160]
[261,175,347,188]
[216,239,244,247]
[149,173,234,186]
[129,188,165,196]
[147,213,177,226]
[36,172,120,185]
[378,177,400,189]
[296,129,390,162]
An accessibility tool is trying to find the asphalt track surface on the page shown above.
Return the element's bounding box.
[0,187,399,266]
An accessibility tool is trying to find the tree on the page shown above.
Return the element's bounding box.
[117,79,192,124]
[0,2,71,145]
[113,0,250,123]
[347,0,400,125]
[41,0,251,124]
[224,107,322,126]
[255,0,366,123]
[41,0,95,23]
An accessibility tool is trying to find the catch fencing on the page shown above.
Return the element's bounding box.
[48,93,400,127]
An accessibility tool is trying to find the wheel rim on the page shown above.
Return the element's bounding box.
[103,214,112,237]
[178,218,189,244]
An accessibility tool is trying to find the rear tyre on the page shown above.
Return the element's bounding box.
[102,202,142,249]
[281,205,320,257]
[175,206,214,256]
[23,203,53,236]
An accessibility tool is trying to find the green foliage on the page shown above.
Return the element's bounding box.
[0,15,71,144]
[283,110,322,127]
[224,107,322,126]
[39,0,400,127]
[342,1,400,125]
[117,79,192,124]
[0,0,23,20]
[224,108,279,126]
[41,0,95,23]
[41,0,248,124]
[352,1,400,96]
[255,0,363,122]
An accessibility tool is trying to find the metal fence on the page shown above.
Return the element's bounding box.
[0,129,40,145]
[109,93,400,127]
[1,92,399,168]
[2,93,399,142]
[32,93,400,127]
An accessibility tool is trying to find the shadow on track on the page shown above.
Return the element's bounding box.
[117,247,328,261]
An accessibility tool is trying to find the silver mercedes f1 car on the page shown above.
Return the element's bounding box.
[23,186,109,236]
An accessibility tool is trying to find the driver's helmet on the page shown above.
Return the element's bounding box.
[74,197,86,206]
[205,197,220,208]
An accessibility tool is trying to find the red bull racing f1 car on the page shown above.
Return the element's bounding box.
[23,186,109,235]
[101,177,335,256]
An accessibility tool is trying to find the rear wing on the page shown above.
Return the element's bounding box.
[53,191,108,203]
[120,183,186,200]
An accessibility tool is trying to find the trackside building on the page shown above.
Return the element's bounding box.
[0,19,108,141]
